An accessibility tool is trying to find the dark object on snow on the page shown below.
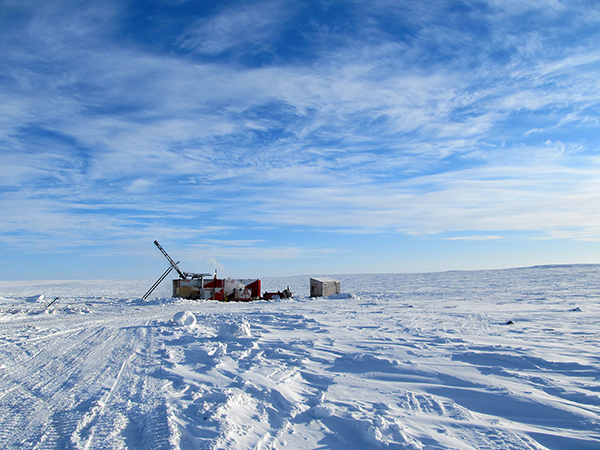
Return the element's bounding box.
[506,320,515,325]
[263,287,293,300]
[45,297,59,309]
[571,306,582,312]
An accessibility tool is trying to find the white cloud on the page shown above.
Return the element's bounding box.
[444,235,503,241]
[125,178,153,193]
[177,0,292,55]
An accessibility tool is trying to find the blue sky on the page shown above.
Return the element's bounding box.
[2,0,600,280]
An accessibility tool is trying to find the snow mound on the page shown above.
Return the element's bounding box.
[312,403,335,418]
[61,304,91,314]
[172,311,197,327]
[363,422,424,449]
[209,342,228,357]
[25,294,44,303]
[218,320,251,338]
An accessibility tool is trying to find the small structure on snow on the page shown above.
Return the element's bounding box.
[310,277,341,298]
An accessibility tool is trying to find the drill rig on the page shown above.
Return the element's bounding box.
[142,240,261,301]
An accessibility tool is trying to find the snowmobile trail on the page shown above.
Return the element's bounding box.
[0,309,172,450]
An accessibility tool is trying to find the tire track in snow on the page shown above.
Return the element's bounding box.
[0,323,117,449]
[70,322,172,450]
[1,324,124,449]
[70,353,133,449]
[0,312,173,450]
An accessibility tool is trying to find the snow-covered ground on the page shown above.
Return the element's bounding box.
[1,265,599,449]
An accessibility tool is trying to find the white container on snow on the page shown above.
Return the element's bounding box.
[310,277,341,298]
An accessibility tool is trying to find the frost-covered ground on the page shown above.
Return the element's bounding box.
[1,265,599,449]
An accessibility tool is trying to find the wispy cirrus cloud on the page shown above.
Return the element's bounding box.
[444,235,504,241]
[2,0,600,277]
[177,0,293,57]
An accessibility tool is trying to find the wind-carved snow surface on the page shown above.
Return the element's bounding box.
[1,265,599,449]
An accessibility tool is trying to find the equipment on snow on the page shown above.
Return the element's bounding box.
[143,240,262,302]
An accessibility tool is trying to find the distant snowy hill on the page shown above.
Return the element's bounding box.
[1,265,599,449]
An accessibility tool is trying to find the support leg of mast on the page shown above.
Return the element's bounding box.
[143,266,174,300]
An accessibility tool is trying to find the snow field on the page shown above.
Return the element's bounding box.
[0,265,599,449]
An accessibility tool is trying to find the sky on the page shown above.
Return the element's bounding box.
[1,0,600,281]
